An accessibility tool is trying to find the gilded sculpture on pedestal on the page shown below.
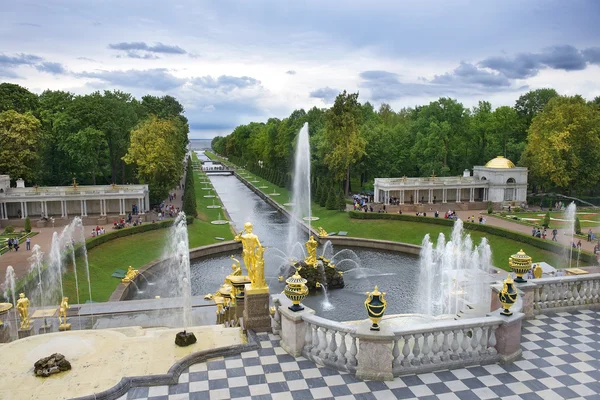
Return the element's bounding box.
[16,293,30,329]
[234,222,266,289]
[230,256,242,276]
[305,235,318,267]
[122,266,139,283]
[59,297,71,330]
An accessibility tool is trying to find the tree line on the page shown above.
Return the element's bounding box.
[0,83,189,203]
[212,89,600,197]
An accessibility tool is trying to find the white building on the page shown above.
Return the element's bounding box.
[0,175,149,222]
[374,156,527,207]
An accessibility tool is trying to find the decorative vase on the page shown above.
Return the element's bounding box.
[364,286,387,331]
[498,274,518,316]
[509,249,532,283]
[284,269,309,312]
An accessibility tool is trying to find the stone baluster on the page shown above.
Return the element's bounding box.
[479,326,488,356]
[470,327,480,358]
[533,286,541,310]
[392,338,401,369]
[593,280,599,303]
[581,281,589,304]
[573,282,581,305]
[487,326,497,355]
[441,331,451,361]
[431,331,441,364]
[450,330,460,360]
[401,335,411,366]
[540,285,548,309]
[421,332,431,364]
[303,322,313,354]
[311,324,320,357]
[328,330,338,363]
[272,306,281,334]
[565,282,574,306]
[338,332,347,367]
[348,336,358,367]
[319,327,329,361]
[460,329,470,359]
[411,333,422,366]
[548,283,556,308]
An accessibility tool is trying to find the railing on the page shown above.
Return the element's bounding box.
[533,273,600,313]
[390,317,503,376]
[302,314,359,374]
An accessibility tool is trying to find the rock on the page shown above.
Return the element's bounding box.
[292,259,345,290]
[175,330,197,347]
[34,353,71,377]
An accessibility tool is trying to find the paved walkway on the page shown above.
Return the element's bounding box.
[116,309,600,400]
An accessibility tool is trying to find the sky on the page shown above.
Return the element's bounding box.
[2,0,600,139]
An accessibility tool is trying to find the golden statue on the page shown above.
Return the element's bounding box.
[59,297,71,331]
[16,293,31,330]
[72,177,78,189]
[533,263,543,279]
[122,266,139,283]
[305,235,318,267]
[230,256,242,276]
[234,222,265,289]
[317,227,328,237]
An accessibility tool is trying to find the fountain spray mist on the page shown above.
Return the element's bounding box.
[565,202,577,269]
[165,212,193,329]
[3,266,16,307]
[288,123,312,251]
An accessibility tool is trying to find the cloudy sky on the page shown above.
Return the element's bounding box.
[2,0,600,138]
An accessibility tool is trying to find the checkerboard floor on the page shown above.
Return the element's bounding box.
[116,310,600,400]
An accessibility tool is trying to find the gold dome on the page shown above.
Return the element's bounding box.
[485,156,515,169]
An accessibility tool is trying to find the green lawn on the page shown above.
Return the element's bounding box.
[61,155,234,303]
[499,210,600,230]
[208,152,570,271]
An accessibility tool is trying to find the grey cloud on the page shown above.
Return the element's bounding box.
[77,68,186,91]
[15,22,41,27]
[0,68,21,79]
[0,53,43,67]
[77,57,98,62]
[582,47,600,65]
[117,51,160,60]
[191,75,260,92]
[432,62,511,87]
[286,70,296,75]
[359,70,400,83]
[480,45,588,79]
[108,41,186,54]
[35,62,67,74]
[309,87,339,103]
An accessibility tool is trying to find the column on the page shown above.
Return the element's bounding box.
[400,190,404,204]
[84,199,89,216]
[0,203,4,219]
[20,202,25,218]
[39,201,44,217]
[470,187,474,202]
[415,189,419,204]
[456,188,461,203]
[442,188,447,203]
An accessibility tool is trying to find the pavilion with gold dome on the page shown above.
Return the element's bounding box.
[373,156,528,209]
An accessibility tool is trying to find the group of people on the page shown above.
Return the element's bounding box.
[5,237,32,251]
[91,226,106,237]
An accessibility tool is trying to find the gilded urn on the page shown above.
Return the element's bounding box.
[364,286,387,331]
[509,249,532,283]
[284,269,309,312]
[498,274,518,316]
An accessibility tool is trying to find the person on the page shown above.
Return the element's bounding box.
[532,227,537,237]
[26,237,31,251]
[91,229,96,237]
[7,238,13,251]
[13,241,19,251]
[535,229,541,238]
[577,240,582,250]
[552,228,558,241]
[542,229,547,240]
[588,229,593,242]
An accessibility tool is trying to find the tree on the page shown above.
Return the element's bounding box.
[575,217,581,235]
[24,216,31,233]
[182,157,197,217]
[521,96,600,192]
[123,116,185,203]
[0,110,42,183]
[323,91,366,195]
[0,83,39,114]
[490,106,523,160]
[515,88,558,127]
[59,127,108,185]
[337,189,346,211]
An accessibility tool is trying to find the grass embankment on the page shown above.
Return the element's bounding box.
[207,151,569,270]
[490,210,600,231]
[62,154,234,303]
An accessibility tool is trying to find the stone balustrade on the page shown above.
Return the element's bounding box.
[532,273,600,313]
[390,316,503,376]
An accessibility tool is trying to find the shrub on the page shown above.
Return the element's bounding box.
[319,183,328,207]
[575,217,582,235]
[514,207,522,212]
[337,190,346,211]
[487,202,493,214]
[3,226,14,234]
[500,212,506,217]
[24,216,32,233]
[326,188,337,210]
[542,213,550,228]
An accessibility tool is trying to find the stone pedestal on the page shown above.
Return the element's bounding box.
[514,282,536,319]
[59,323,72,331]
[18,326,34,339]
[355,323,394,381]
[243,285,271,332]
[279,306,315,357]
[0,325,11,343]
[490,309,524,363]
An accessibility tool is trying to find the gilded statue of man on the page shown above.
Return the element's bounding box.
[234,222,265,289]
[305,235,318,267]
[59,297,70,326]
[16,293,30,329]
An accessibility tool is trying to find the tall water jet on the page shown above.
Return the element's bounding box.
[288,123,313,251]
[3,266,16,308]
[418,220,493,317]
[166,212,193,329]
[28,245,51,330]
[565,202,577,269]
[48,231,65,303]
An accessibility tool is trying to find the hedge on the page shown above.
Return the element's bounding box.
[348,211,597,264]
